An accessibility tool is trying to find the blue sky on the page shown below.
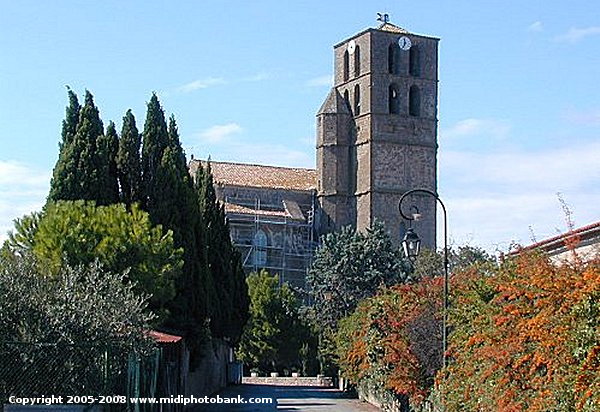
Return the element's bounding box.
[1,0,599,251]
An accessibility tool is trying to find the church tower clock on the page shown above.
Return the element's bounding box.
[316,18,439,248]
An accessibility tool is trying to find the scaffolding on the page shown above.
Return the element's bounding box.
[225,195,317,290]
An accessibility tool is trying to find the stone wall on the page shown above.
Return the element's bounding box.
[357,383,441,412]
[187,339,232,396]
[318,25,439,248]
[242,376,333,387]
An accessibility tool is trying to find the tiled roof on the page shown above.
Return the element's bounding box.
[225,203,287,218]
[378,22,410,34]
[516,221,600,254]
[224,200,307,221]
[190,160,316,191]
[148,330,182,343]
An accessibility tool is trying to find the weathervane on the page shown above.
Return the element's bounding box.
[377,12,390,24]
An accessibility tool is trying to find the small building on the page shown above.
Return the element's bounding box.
[515,221,600,263]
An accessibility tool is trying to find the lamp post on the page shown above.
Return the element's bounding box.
[398,188,449,370]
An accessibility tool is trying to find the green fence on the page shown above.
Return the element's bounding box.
[0,341,159,409]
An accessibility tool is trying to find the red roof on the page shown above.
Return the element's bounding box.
[512,220,600,255]
[148,330,183,343]
[189,160,316,191]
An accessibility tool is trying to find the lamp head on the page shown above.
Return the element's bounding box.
[402,227,421,261]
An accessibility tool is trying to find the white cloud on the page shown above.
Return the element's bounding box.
[443,141,600,189]
[197,123,243,143]
[555,26,600,43]
[177,77,226,93]
[305,75,333,87]
[528,21,544,32]
[442,190,600,252]
[439,140,600,251]
[441,118,510,140]
[0,161,50,186]
[0,160,50,243]
[172,73,268,95]
[187,122,313,168]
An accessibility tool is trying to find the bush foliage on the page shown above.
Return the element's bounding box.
[4,201,182,315]
[337,277,444,406]
[336,246,600,411]
[0,255,154,351]
[236,271,317,375]
[441,252,600,411]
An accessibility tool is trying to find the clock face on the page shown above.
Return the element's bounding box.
[347,40,356,54]
[398,36,412,51]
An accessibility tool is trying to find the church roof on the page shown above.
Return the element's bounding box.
[377,22,410,34]
[334,22,439,48]
[317,88,351,115]
[189,159,317,191]
[224,201,306,221]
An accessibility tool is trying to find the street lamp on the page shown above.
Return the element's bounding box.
[398,188,449,370]
[401,228,421,261]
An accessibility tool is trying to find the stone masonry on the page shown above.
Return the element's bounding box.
[317,22,439,248]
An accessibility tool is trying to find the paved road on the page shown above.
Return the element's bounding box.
[195,384,380,412]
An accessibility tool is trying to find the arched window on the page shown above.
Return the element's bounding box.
[348,145,356,194]
[409,46,420,77]
[343,50,349,82]
[388,43,399,74]
[354,85,361,115]
[354,45,361,77]
[409,85,421,117]
[253,230,267,266]
[343,90,350,111]
[389,84,400,114]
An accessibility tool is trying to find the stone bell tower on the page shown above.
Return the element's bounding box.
[316,18,439,248]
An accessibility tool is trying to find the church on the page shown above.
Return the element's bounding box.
[189,19,439,288]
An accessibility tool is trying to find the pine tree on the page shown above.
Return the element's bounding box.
[117,110,142,206]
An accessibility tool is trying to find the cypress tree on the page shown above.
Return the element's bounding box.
[232,247,250,343]
[60,87,80,149]
[141,93,169,211]
[96,121,120,205]
[117,110,142,206]
[195,163,224,336]
[49,89,80,202]
[196,161,249,343]
[49,90,108,204]
[140,96,211,344]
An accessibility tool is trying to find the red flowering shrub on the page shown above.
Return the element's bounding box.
[337,249,600,411]
[440,253,600,411]
[337,277,444,406]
